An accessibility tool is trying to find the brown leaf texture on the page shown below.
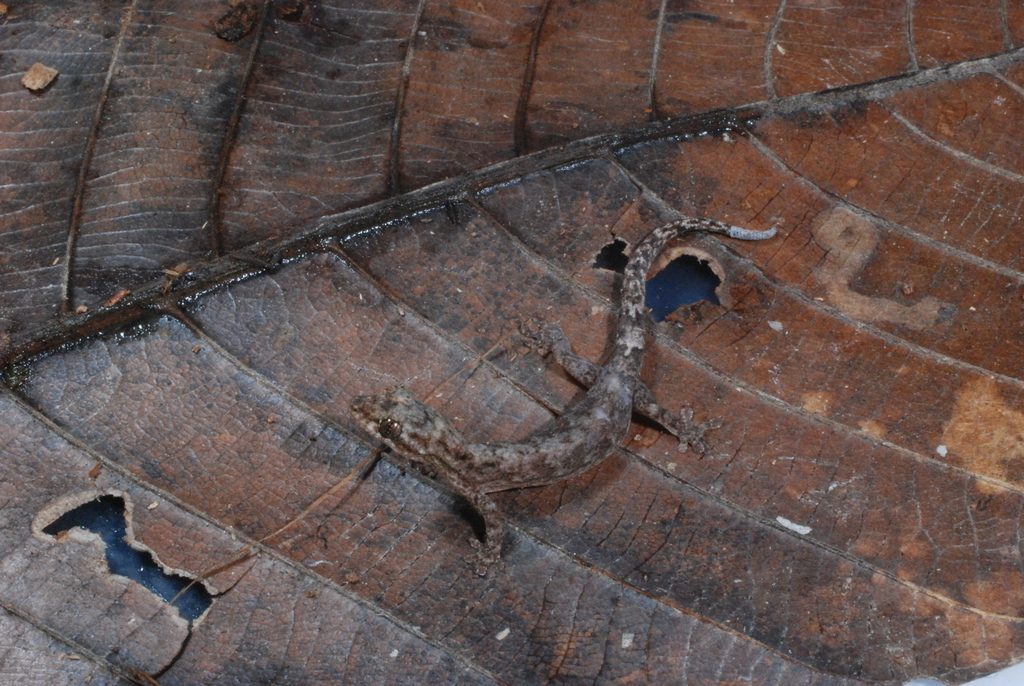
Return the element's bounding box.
[2,0,1024,684]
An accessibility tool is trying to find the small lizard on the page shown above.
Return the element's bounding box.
[350,218,776,572]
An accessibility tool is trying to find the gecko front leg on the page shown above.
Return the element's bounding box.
[443,470,504,575]
[517,321,720,453]
[350,386,507,574]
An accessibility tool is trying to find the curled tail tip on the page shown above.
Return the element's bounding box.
[727,225,778,241]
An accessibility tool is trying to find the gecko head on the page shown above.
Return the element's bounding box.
[349,386,464,462]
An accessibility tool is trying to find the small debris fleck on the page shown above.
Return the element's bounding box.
[389,649,399,658]
[52,257,60,266]
[164,261,189,279]
[215,0,258,41]
[277,0,304,21]
[776,516,812,535]
[192,345,202,354]
[88,463,102,479]
[776,44,786,55]
[768,320,784,332]
[0,3,9,17]
[22,62,59,91]
[901,283,914,296]
[621,632,634,649]
[75,304,88,314]
[936,444,948,457]
[344,572,360,584]
[147,501,159,510]
[495,627,510,641]
[103,289,130,307]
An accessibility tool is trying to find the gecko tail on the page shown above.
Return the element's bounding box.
[667,217,778,242]
[727,225,777,241]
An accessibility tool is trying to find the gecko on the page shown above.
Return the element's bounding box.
[350,217,776,573]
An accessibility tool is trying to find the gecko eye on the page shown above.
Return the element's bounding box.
[378,417,402,440]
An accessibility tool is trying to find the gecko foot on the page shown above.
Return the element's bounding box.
[516,320,571,358]
[668,407,723,455]
[467,536,503,577]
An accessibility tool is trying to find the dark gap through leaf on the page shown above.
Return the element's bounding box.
[43,495,213,623]
[593,238,629,273]
[595,240,721,321]
[645,254,721,322]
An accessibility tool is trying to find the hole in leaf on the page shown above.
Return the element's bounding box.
[645,254,721,322]
[593,238,628,273]
[43,495,212,623]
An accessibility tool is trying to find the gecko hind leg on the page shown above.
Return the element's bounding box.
[631,391,722,455]
[518,321,720,454]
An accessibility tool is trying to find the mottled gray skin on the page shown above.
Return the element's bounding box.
[350,218,776,572]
